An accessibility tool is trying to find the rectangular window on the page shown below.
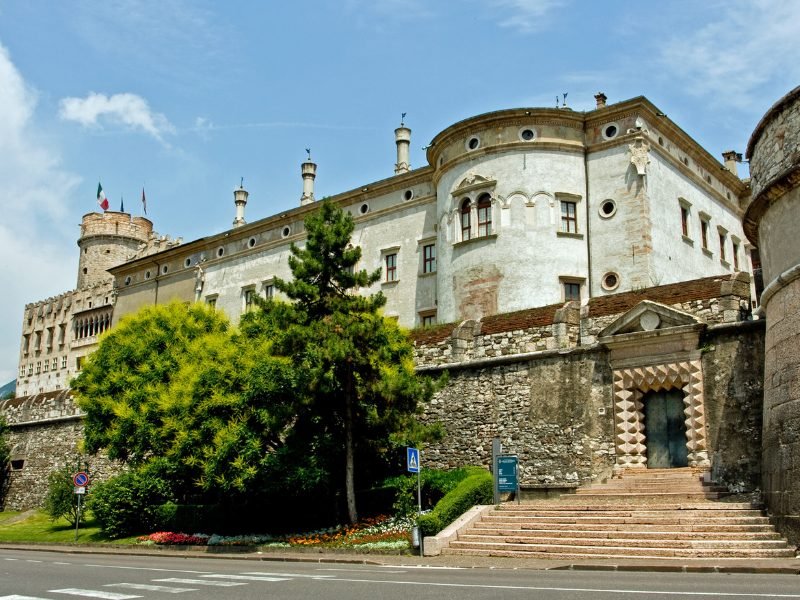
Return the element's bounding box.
[52,358,58,371]
[263,284,274,299]
[19,365,25,378]
[732,241,740,270]
[23,334,30,355]
[35,361,41,374]
[244,288,256,312]
[701,219,709,249]
[564,282,581,301]
[477,200,492,237]
[43,360,49,373]
[719,232,727,261]
[385,253,397,282]
[61,356,67,369]
[560,201,577,233]
[27,364,33,376]
[58,324,66,346]
[206,295,217,309]
[422,314,436,327]
[423,244,436,274]
[681,206,689,237]
[76,356,84,371]
[461,208,471,241]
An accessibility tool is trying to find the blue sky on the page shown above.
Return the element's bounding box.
[0,0,798,384]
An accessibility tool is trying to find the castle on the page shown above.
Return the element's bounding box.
[4,89,799,544]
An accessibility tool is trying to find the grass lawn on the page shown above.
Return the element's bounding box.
[0,510,139,545]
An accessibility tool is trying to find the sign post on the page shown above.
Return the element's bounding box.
[72,472,89,541]
[407,447,422,555]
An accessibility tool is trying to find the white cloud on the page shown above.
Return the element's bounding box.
[660,0,800,109]
[59,92,175,142]
[0,44,80,386]
[491,0,566,32]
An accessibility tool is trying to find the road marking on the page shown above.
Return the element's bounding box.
[153,578,246,587]
[324,577,800,598]
[242,571,335,579]
[53,562,71,565]
[106,583,197,593]
[201,574,289,582]
[379,565,467,570]
[318,568,407,573]
[85,564,210,574]
[1,595,52,600]
[25,560,42,563]
[3,558,19,561]
[50,590,142,599]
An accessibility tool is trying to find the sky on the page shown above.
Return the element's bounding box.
[0,0,798,385]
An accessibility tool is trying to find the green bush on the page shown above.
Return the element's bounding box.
[88,471,172,538]
[385,466,487,516]
[154,503,218,532]
[417,470,492,537]
[43,466,83,526]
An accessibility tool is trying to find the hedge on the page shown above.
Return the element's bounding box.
[417,469,492,537]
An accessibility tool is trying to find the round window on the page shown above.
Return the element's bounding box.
[599,199,617,219]
[466,136,480,151]
[658,136,664,146]
[145,270,151,280]
[124,276,132,286]
[403,189,414,201]
[602,272,620,291]
[184,258,192,267]
[281,226,291,238]
[603,124,619,140]
[359,203,369,215]
[519,128,536,142]
[249,237,256,248]
[161,265,169,275]
[217,247,225,258]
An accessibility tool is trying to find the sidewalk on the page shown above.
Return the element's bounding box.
[1,542,799,574]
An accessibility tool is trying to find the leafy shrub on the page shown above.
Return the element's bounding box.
[88,471,172,538]
[43,465,83,526]
[385,466,486,516]
[417,470,492,537]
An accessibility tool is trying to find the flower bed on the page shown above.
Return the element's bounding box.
[137,515,413,551]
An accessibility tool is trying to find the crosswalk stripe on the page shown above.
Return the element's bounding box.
[201,574,289,582]
[50,590,141,599]
[105,583,197,593]
[242,571,334,579]
[153,578,246,587]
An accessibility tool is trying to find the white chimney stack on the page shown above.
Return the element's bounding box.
[394,123,411,174]
[232,182,248,227]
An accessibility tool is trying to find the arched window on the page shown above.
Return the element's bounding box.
[477,193,492,237]
[461,198,471,241]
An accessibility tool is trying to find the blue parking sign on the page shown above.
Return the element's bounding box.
[407,447,420,473]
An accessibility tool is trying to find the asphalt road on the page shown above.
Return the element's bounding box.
[1,549,800,600]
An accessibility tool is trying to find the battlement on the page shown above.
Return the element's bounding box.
[79,211,153,242]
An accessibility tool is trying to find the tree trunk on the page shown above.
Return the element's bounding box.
[344,371,358,524]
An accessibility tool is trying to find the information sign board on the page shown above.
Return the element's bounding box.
[496,455,518,493]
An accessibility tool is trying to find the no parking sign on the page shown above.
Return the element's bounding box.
[72,471,89,487]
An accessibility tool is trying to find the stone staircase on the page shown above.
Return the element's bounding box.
[442,468,796,559]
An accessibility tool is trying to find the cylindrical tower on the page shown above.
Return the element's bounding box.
[76,211,153,288]
[300,160,317,205]
[394,125,411,174]
[744,85,800,545]
[233,184,248,227]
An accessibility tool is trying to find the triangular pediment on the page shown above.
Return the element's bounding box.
[599,300,704,338]
[453,173,496,195]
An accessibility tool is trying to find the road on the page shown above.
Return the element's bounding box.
[1,549,799,600]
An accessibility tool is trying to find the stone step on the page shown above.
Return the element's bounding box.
[458,533,790,549]
[470,527,784,540]
[493,509,764,518]
[446,541,796,559]
[561,492,723,502]
[576,483,726,492]
[501,522,777,533]
[440,547,797,560]
[504,502,759,511]
[481,515,771,526]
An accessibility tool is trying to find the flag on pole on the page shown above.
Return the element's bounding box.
[97,182,109,211]
[141,187,147,215]
[120,195,125,213]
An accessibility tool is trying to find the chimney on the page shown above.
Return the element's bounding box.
[594,92,607,109]
[394,123,411,174]
[232,183,248,228]
[722,150,742,177]
[300,159,317,206]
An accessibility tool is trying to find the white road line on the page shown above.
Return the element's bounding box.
[241,571,335,578]
[25,560,42,563]
[378,565,466,570]
[318,568,407,573]
[324,577,800,598]
[201,574,289,582]
[153,578,246,587]
[0,595,52,600]
[105,583,197,593]
[50,590,141,600]
[3,558,19,561]
[53,562,71,565]
[85,564,210,574]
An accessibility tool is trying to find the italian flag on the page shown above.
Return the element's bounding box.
[97,182,109,211]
